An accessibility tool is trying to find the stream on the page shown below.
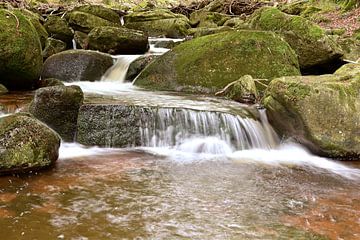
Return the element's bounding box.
[0,39,359,240]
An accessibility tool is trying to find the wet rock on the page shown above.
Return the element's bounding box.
[37,78,65,88]
[44,15,74,45]
[190,10,231,28]
[88,26,149,54]
[42,38,67,59]
[249,7,343,69]
[215,75,258,104]
[0,113,60,175]
[42,50,114,82]
[66,11,118,33]
[29,85,84,142]
[135,30,300,94]
[263,63,360,159]
[0,9,43,90]
[124,9,190,38]
[73,5,120,23]
[126,55,158,81]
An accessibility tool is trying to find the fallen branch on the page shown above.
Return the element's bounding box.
[5,10,20,34]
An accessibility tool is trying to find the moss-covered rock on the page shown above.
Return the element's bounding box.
[37,78,65,88]
[0,9,43,90]
[223,17,247,28]
[0,113,60,174]
[88,26,149,54]
[249,7,343,69]
[29,85,84,142]
[44,15,74,45]
[42,37,67,59]
[19,9,48,49]
[188,26,233,38]
[73,5,120,23]
[74,31,88,49]
[135,30,300,93]
[66,11,118,33]
[124,9,190,38]
[42,49,114,82]
[0,84,8,95]
[336,36,360,62]
[189,10,231,28]
[126,55,158,81]
[262,63,360,159]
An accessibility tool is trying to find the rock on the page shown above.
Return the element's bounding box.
[249,7,343,69]
[188,26,233,38]
[153,40,180,49]
[19,9,48,49]
[223,17,247,28]
[73,5,120,23]
[44,15,74,45]
[262,63,360,159]
[189,10,231,28]
[135,30,300,93]
[337,37,360,62]
[42,37,67,59]
[215,75,258,104]
[42,50,114,82]
[74,31,88,49]
[126,55,158,81]
[124,9,190,38]
[0,84,8,95]
[37,78,65,88]
[0,113,60,174]
[0,9,43,90]
[87,26,149,54]
[29,85,84,142]
[66,11,118,33]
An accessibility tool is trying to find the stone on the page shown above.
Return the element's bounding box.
[87,26,149,54]
[0,113,60,174]
[249,7,343,69]
[188,26,233,38]
[73,5,120,23]
[126,55,158,81]
[0,84,8,95]
[74,31,88,49]
[0,9,43,90]
[66,11,118,33]
[124,9,190,38]
[37,78,65,88]
[19,9,48,49]
[263,63,360,159]
[42,50,114,82]
[42,37,67,59]
[135,30,300,93]
[190,10,231,28]
[44,15,74,45]
[29,85,84,142]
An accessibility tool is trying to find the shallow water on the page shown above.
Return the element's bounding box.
[0,143,359,240]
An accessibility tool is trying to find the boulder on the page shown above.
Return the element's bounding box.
[223,17,247,28]
[0,9,43,90]
[249,7,343,69]
[188,26,233,38]
[189,10,231,28]
[74,31,88,49]
[29,85,84,142]
[66,11,118,33]
[124,9,190,38]
[263,63,360,159]
[42,50,114,82]
[126,55,158,81]
[44,15,74,45]
[87,26,149,54]
[153,40,180,49]
[37,78,65,88]
[134,30,300,93]
[337,37,360,62]
[0,84,8,95]
[42,37,67,59]
[73,5,120,23]
[0,113,60,174]
[19,9,48,49]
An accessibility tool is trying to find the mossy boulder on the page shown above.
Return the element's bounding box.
[66,11,118,33]
[29,85,84,142]
[336,37,360,62]
[42,50,114,82]
[262,63,360,159]
[0,9,43,90]
[223,17,247,28]
[19,9,48,48]
[124,9,190,38]
[42,37,67,59]
[73,5,120,23]
[0,113,60,174]
[88,26,149,54]
[249,7,343,69]
[44,15,74,45]
[188,26,233,38]
[134,30,300,93]
[74,31,88,49]
[189,10,231,28]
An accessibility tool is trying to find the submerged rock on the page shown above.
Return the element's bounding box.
[124,9,190,38]
[42,37,67,59]
[0,113,60,174]
[88,26,149,54]
[135,30,300,93]
[29,85,84,142]
[42,50,114,82]
[0,9,43,90]
[263,63,360,159]
[249,7,343,69]
[44,15,74,45]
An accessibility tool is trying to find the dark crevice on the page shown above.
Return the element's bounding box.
[301,59,347,75]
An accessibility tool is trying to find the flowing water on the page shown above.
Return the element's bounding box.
[0,39,360,239]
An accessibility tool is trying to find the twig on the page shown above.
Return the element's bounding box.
[229,0,235,15]
[5,10,20,34]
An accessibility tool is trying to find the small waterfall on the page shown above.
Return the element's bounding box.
[101,55,140,82]
[120,16,125,26]
[139,108,279,151]
[72,39,77,49]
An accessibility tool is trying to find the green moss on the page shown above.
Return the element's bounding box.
[73,5,120,23]
[44,15,73,43]
[66,11,118,33]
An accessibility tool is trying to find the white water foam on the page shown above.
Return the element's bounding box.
[59,142,120,159]
[101,55,142,82]
[64,82,136,95]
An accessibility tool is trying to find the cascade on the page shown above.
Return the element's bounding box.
[100,55,141,82]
